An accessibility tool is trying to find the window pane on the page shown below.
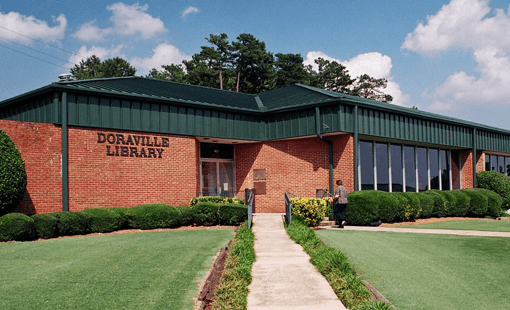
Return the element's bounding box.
[360,141,374,190]
[486,154,491,171]
[429,149,439,190]
[507,157,510,177]
[404,146,416,192]
[499,156,505,174]
[218,162,235,197]
[441,150,450,190]
[417,147,428,191]
[201,162,218,196]
[491,155,497,172]
[391,145,403,192]
[376,143,389,192]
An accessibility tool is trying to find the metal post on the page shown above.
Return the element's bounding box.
[62,91,68,212]
[245,188,254,228]
[354,105,359,191]
[473,128,477,188]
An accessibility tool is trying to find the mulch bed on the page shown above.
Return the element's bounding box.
[380,217,494,227]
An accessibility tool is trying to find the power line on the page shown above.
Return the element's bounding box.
[0,36,74,66]
[0,42,71,70]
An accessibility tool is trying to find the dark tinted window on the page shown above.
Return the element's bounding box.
[376,143,389,191]
[404,146,416,192]
[391,145,403,192]
[360,141,374,190]
[429,149,439,190]
[417,147,428,191]
[200,143,233,159]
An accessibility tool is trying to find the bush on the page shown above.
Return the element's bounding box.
[218,203,248,225]
[393,192,421,221]
[422,191,448,218]
[415,193,434,219]
[0,213,35,241]
[0,130,27,215]
[460,189,488,217]
[475,189,503,218]
[175,206,193,226]
[477,171,510,211]
[191,202,219,226]
[433,190,457,217]
[393,193,410,222]
[55,212,92,236]
[374,191,400,223]
[345,191,379,225]
[110,207,129,229]
[32,213,59,239]
[449,190,470,217]
[190,196,245,207]
[127,204,182,230]
[290,197,329,226]
[80,207,122,233]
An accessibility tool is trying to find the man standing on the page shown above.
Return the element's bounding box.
[332,179,348,228]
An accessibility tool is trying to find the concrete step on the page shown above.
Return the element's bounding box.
[318,220,336,226]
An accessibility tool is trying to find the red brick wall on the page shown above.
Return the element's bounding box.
[235,134,354,213]
[0,120,62,214]
[68,127,198,211]
[459,150,484,189]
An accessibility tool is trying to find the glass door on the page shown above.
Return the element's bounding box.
[200,160,235,197]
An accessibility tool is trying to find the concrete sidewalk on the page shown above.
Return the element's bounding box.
[247,213,347,310]
[324,225,510,237]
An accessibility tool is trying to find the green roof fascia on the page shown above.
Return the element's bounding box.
[0,84,56,109]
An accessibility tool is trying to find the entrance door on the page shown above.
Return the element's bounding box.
[200,160,235,197]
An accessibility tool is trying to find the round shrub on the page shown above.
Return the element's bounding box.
[373,191,399,223]
[345,191,379,225]
[175,206,193,226]
[32,213,59,239]
[127,204,182,230]
[449,190,470,217]
[0,130,27,215]
[433,190,457,216]
[218,203,248,225]
[423,190,447,218]
[191,202,219,226]
[290,197,329,226]
[80,207,122,233]
[110,207,129,229]
[416,193,434,219]
[393,192,421,221]
[475,189,503,218]
[477,171,510,211]
[55,212,92,236]
[0,213,35,241]
[460,189,488,217]
[392,193,410,222]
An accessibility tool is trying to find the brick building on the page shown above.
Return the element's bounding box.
[1,77,509,214]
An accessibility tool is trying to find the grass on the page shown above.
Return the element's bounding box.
[317,230,510,310]
[213,222,256,310]
[0,229,234,310]
[396,219,510,231]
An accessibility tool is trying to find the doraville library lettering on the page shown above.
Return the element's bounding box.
[97,132,169,158]
[1,77,509,214]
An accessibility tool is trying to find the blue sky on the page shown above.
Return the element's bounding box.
[1,0,510,129]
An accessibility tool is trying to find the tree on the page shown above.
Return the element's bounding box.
[148,64,187,83]
[199,33,232,90]
[350,74,393,103]
[273,53,309,89]
[311,58,354,92]
[71,55,136,79]
[0,130,27,215]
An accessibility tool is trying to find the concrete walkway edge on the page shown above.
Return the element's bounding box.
[247,213,347,310]
[324,225,510,237]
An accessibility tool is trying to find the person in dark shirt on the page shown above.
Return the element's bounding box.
[332,179,348,228]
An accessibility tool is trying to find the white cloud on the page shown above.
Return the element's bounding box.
[72,3,165,41]
[304,51,409,106]
[72,20,112,42]
[0,11,66,44]
[403,0,510,111]
[130,43,192,74]
[108,2,165,38]
[69,45,124,65]
[182,6,200,18]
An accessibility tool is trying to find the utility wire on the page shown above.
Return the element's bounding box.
[0,36,75,66]
[0,42,71,70]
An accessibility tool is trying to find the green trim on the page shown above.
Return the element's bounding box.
[62,92,68,212]
[315,107,334,193]
[473,128,477,187]
[354,105,359,191]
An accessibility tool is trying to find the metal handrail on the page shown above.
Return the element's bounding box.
[284,191,295,225]
[246,191,254,228]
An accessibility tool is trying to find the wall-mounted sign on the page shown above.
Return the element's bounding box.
[97,132,169,158]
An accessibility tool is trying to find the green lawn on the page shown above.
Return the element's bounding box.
[317,230,510,310]
[396,219,510,232]
[0,229,234,310]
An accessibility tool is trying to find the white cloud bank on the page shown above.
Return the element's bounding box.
[69,45,125,65]
[130,43,192,74]
[402,0,510,111]
[182,6,200,18]
[73,2,165,41]
[304,51,408,106]
[0,11,66,43]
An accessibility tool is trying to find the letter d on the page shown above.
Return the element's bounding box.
[97,132,106,143]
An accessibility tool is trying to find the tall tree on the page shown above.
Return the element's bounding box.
[273,53,309,89]
[71,56,136,79]
[350,74,393,103]
[311,58,354,92]
[199,33,232,90]
[148,64,187,83]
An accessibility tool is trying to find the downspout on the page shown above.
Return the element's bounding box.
[315,107,334,194]
[473,128,477,188]
[353,105,359,191]
[62,91,69,212]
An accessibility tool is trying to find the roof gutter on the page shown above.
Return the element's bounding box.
[316,106,334,194]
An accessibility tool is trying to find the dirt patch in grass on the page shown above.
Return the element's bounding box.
[380,217,493,227]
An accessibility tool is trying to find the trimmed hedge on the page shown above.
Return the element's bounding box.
[477,171,510,211]
[345,191,379,225]
[0,130,27,215]
[55,212,92,236]
[192,202,219,226]
[32,213,59,239]
[218,203,248,225]
[460,189,488,217]
[433,190,457,217]
[110,207,129,229]
[175,206,194,226]
[476,188,503,218]
[423,190,447,218]
[190,196,245,207]
[290,197,330,226]
[0,213,36,241]
[393,192,421,221]
[449,190,470,217]
[127,204,182,230]
[80,207,122,233]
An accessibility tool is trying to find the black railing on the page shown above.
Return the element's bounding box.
[284,191,295,225]
[246,190,254,228]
